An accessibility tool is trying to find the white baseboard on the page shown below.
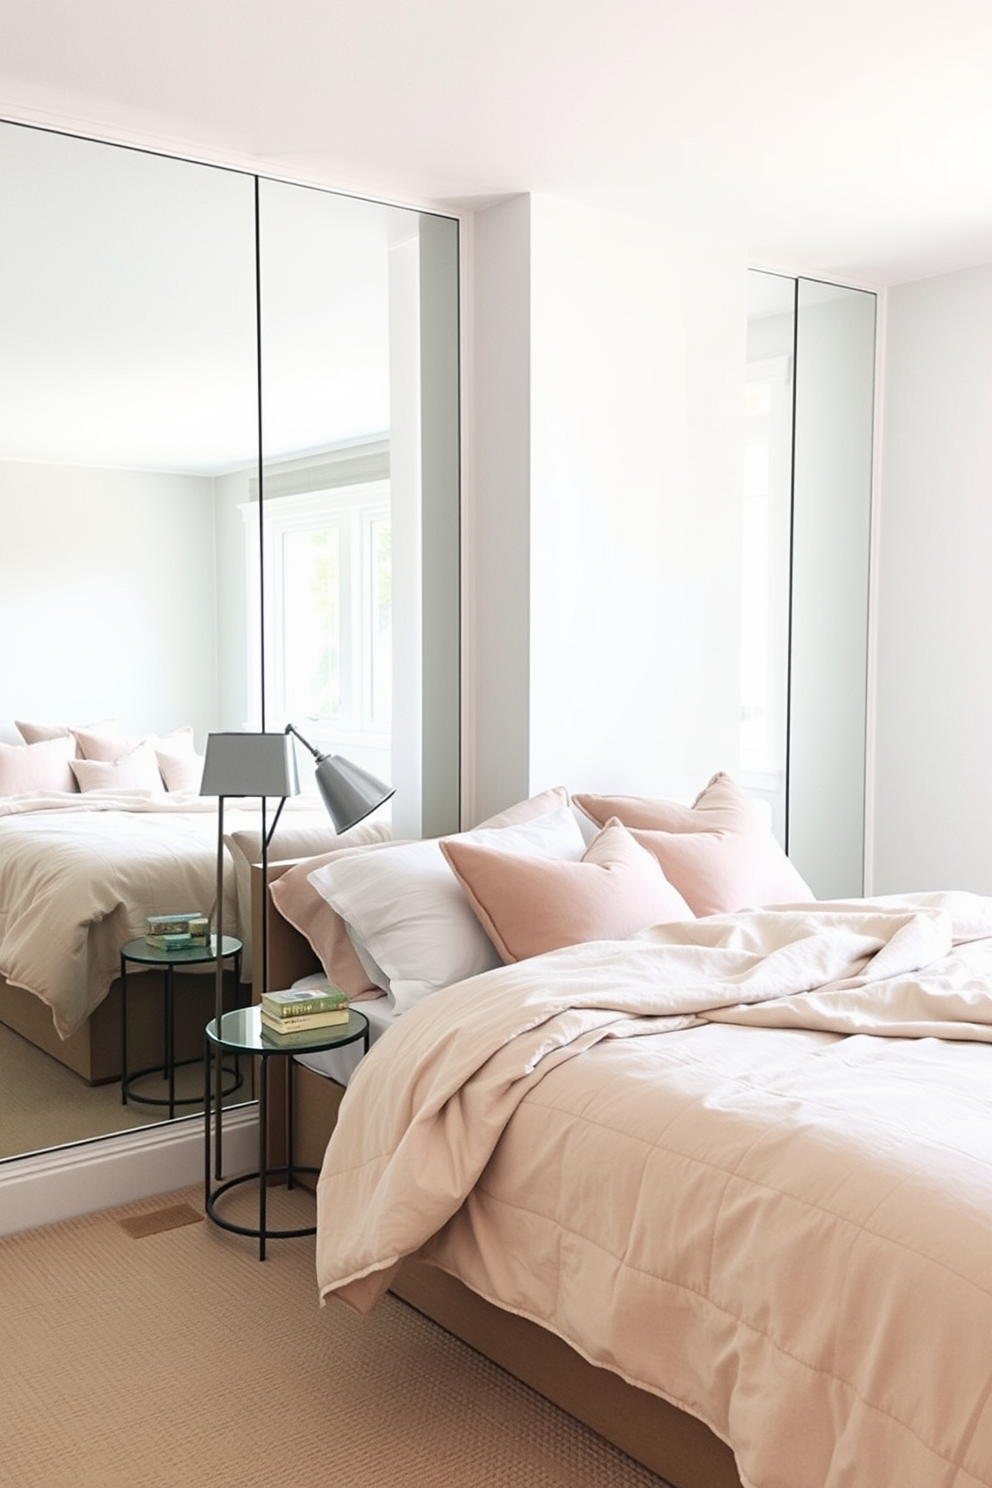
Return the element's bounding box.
[0,1108,259,1237]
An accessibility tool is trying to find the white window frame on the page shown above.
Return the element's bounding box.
[242,479,391,752]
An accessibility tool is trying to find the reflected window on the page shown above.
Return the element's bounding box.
[740,355,792,786]
[258,482,391,754]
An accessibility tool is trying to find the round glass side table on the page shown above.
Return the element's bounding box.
[119,935,243,1120]
[204,1003,370,1260]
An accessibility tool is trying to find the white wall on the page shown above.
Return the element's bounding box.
[466,194,746,823]
[0,461,220,744]
[871,261,992,893]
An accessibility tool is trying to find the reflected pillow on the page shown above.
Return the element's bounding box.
[441,818,694,962]
[74,724,195,762]
[156,747,204,793]
[305,795,584,1014]
[0,735,77,795]
[69,741,165,793]
[15,717,119,755]
[574,772,813,916]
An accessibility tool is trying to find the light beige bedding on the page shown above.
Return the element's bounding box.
[316,894,992,1488]
[0,791,332,1037]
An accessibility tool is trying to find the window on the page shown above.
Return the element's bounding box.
[246,479,391,753]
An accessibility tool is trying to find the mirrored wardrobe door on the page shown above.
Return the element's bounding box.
[255,178,461,838]
[789,278,876,898]
[742,269,876,899]
[0,121,258,1159]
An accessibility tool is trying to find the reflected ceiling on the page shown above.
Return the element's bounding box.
[0,124,403,474]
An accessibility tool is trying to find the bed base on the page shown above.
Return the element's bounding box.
[255,862,743,1488]
[0,965,243,1086]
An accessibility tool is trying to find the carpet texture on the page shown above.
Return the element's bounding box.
[0,1018,249,1160]
[1,1186,675,1488]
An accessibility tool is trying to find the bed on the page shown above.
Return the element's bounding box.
[255,777,992,1488]
[0,722,386,1082]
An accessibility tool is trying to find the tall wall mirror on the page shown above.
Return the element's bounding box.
[0,119,460,1165]
[742,269,876,898]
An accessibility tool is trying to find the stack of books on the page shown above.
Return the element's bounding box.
[259,986,351,1044]
[145,913,210,950]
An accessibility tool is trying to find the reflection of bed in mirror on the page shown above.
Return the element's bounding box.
[0,725,377,1084]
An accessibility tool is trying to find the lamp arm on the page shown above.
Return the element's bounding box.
[284,721,327,764]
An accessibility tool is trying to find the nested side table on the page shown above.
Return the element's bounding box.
[204,1003,370,1260]
[120,935,243,1120]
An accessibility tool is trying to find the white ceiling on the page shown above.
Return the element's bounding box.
[1,0,991,289]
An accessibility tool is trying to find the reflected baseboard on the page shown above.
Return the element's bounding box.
[0,1106,259,1238]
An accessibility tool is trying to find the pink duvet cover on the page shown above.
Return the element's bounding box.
[316,895,992,1488]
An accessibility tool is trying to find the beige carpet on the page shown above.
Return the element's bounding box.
[0,1019,249,1160]
[1,1185,675,1488]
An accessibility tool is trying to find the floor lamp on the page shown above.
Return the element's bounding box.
[200,731,300,1171]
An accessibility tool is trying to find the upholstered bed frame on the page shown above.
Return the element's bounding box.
[254,860,743,1488]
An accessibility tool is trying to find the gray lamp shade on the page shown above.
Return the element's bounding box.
[314,754,395,832]
[200,732,300,799]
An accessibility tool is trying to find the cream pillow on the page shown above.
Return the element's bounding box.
[441,818,694,962]
[306,800,586,1014]
[0,735,77,795]
[69,741,165,792]
[574,773,813,916]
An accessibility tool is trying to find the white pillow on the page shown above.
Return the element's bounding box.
[69,741,165,792]
[306,806,586,1014]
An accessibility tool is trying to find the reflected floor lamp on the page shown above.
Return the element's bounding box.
[285,723,395,832]
[200,731,300,1173]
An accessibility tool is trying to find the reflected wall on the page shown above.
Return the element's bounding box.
[0,123,258,739]
[743,270,876,898]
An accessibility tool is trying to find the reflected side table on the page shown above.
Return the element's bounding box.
[120,935,243,1121]
[204,1004,370,1260]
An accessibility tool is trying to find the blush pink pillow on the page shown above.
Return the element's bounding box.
[474,785,570,828]
[440,818,694,963]
[574,773,814,917]
[0,735,77,795]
